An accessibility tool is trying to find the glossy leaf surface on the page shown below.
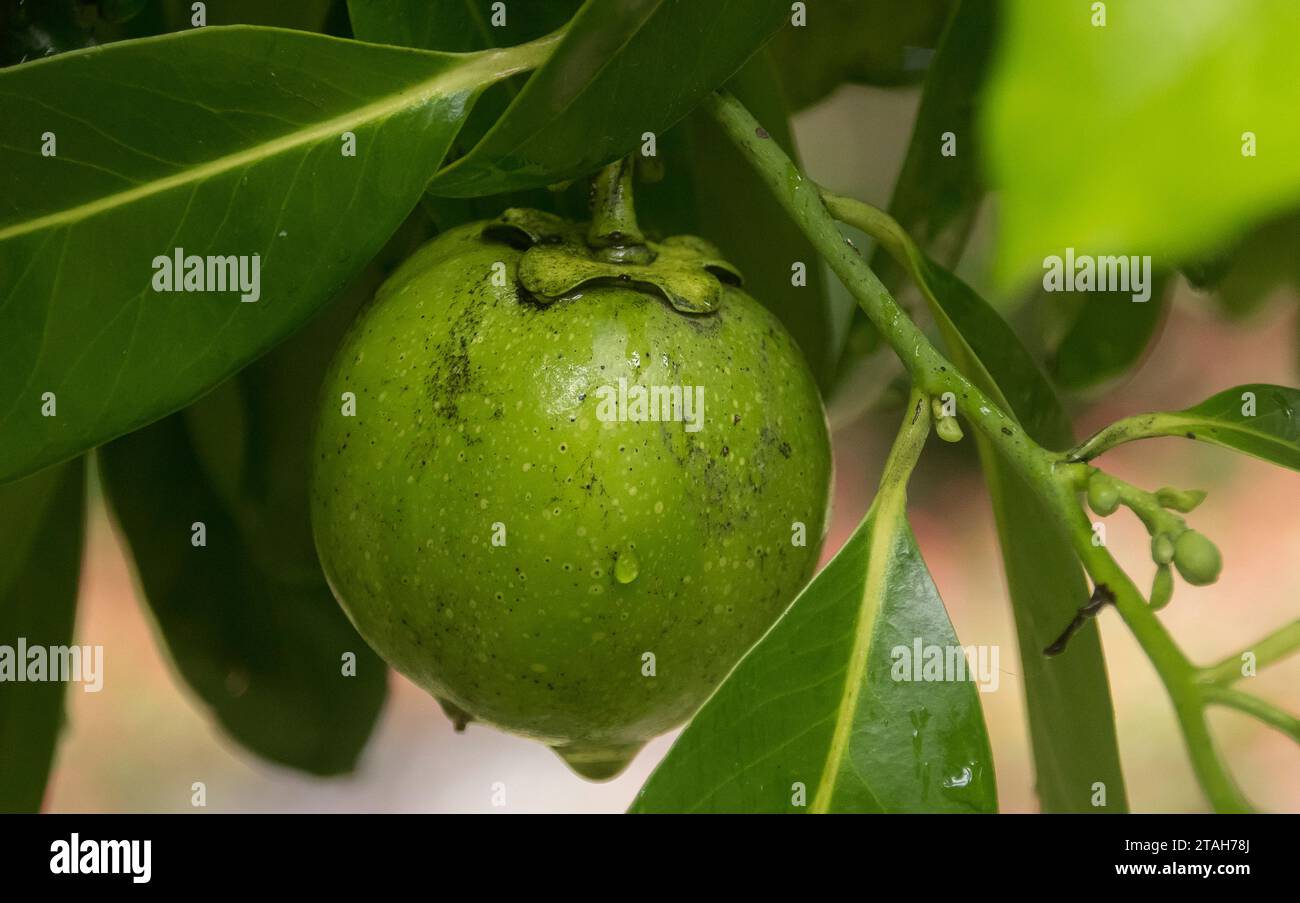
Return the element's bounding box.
[0,25,546,483]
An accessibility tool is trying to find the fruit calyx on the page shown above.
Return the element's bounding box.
[480,157,743,315]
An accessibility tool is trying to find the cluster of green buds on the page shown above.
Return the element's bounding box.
[1083,470,1222,611]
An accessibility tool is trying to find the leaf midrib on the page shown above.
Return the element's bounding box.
[809,496,902,813]
[1165,412,1296,445]
[0,35,549,242]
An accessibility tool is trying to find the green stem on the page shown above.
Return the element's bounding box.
[1203,686,1300,745]
[699,95,1033,461]
[1068,412,1198,462]
[1106,473,1185,536]
[1043,478,1252,812]
[1200,620,1300,685]
[586,156,653,264]
[704,88,1258,813]
[880,390,933,492]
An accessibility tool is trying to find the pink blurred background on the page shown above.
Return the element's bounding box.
[46,83,1300,814]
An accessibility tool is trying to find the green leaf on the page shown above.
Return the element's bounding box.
[348,0,586,229]
[1204,211,1300,319]
[347,0,577,51]
[984,0,1300,285]
[641,51,839,393]
[823,195,1129,811]
[932,287,1129,811]
[1048,277,1172,393]
[0,25,551,485]
[177,0,334,29]
[0,458,85,812]
[0,0,335,67]
[1071,384,1300,471]
[426,0,791,197]
[632,398,996,813]
[766,0,952,109]
[873,0,995,267]
[913,272,1129,812]
[840,0,999,384]
[95,210,433,775]
[97,259,396,773]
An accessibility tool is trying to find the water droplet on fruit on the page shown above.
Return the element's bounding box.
[614,550,640,584]
[552,740,643,781]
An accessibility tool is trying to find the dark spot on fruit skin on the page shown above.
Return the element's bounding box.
[424,300,483,428]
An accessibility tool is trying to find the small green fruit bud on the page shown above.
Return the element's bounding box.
[1151,533,1175,565]
[1149,565,1174,610]
[1173,530,1222,586]
[935,416,963,443]
[1156,487,1207,513]
[1087,474,1120,516]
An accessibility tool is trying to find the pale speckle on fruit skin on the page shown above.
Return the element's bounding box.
[309,219,832,751]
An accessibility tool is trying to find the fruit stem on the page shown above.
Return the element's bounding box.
[587,156,655,264]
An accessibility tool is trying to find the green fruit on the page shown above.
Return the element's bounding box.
[1173,530,1222,586]
[1149,564,1174,610]
[1087,473,1120,516]
[310,213,832,780]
